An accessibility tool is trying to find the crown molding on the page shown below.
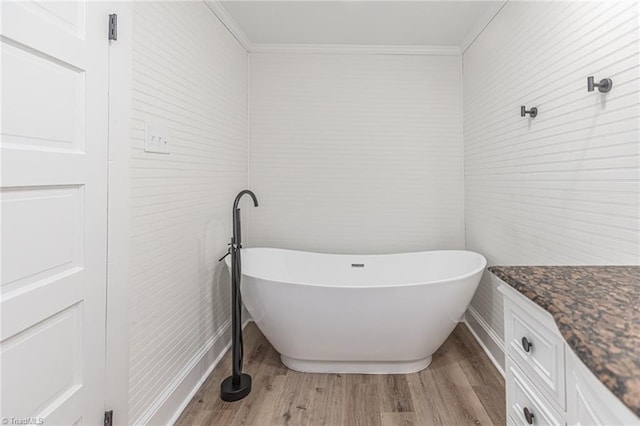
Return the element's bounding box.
[204,0,252,51]
[250,44,461,56]
[205,1,467,57]
[460,0,508,54]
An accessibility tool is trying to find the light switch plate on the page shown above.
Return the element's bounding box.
[145,123,170,154]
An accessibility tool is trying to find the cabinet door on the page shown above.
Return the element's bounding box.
[566,351,639,426]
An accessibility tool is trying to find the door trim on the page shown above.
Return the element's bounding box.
[104,3,132,424]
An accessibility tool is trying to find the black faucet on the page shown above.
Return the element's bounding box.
[220,190,258,402]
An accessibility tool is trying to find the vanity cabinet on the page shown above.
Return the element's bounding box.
[499,284,639,426]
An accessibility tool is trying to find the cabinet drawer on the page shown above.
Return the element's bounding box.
[507,358,565,426]
[505,297,566,410]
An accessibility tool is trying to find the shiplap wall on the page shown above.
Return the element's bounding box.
[248,53,464,253]
[128,2,248,423]
[464,1,640,368]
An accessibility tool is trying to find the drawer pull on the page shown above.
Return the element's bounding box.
[521,336,533,353]
[523,407,534,424]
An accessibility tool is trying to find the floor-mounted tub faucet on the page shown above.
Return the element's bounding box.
[220,190,258,402]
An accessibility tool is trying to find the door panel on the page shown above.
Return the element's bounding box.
[1,1,109,424]
[1,39,84,152]
[1,186,82,292]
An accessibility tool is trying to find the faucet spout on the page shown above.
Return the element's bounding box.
[232,190,258,248]
[233,190,258,210]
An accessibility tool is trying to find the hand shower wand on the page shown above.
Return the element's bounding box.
[220,190,258,402]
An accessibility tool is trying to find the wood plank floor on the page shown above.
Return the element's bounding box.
[176,323,505,426]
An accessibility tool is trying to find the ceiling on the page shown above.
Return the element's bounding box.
[219,1,505,48]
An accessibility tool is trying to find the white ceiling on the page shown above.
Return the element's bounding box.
[219,1,504,48]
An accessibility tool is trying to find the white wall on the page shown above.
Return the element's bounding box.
[463,1,640,370]
[127,2,248,424]
[248,53,464,254]
[122,1,639,421]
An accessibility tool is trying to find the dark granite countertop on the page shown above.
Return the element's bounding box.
[489,265,640,417]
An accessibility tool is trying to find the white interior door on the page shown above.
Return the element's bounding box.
[1,1,109,424]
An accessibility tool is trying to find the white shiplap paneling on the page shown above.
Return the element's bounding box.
[128,2,248,423]
[463,1,640,368]
[248,53,464,254]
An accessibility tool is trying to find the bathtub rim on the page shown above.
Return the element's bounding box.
[227,247,487,289]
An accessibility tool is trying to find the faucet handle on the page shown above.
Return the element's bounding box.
[218,241,233,262]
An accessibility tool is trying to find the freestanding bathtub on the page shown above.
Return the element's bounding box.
[227,248,486,374]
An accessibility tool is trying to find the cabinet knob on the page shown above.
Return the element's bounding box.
[522,336,533,353]
[523,407,535,424]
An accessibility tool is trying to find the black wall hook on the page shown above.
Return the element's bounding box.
[587,76,612,93]
[521,106,538,118]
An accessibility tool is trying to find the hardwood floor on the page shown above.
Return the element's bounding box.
[175,323,505,426]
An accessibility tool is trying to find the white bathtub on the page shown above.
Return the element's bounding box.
[228,248,486,374]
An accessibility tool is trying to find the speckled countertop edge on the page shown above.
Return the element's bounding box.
[488,265,640,418]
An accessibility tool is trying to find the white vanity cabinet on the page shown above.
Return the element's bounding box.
[499,284,639,426]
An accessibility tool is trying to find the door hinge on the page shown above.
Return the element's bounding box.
[108,14,117,40]
[104,410,113,426]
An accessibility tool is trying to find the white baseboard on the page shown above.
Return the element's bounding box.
[463,307,505,377]
[134,319,252,426]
